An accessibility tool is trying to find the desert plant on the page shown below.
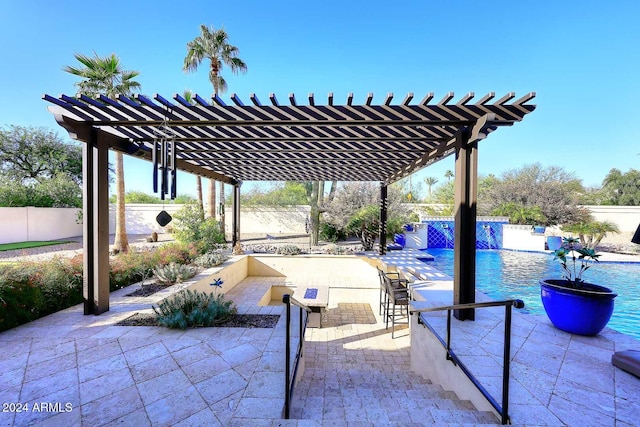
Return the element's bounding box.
[276,244,303,255]
[561,221,620,250]
[0,265,44,331]
[323,244,347,255]
[109,250,157,291]
[153,288,237,329]
[154,242,199,266]
[194,251,229,268]
[198,217,227,252]
[153,263,199,285]
[492,202,547,225]
[552,237,600,288]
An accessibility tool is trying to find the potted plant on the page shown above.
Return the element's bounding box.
[540,237,617,336]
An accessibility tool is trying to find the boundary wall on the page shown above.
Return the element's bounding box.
[0,204,310,244]
[1,204,636,244]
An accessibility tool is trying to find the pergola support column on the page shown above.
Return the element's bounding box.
[379,183,388,255]
[453,129,478,321]
[232,184,241,247]
[83,130,110,315]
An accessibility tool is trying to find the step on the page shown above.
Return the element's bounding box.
[289,367,500,424]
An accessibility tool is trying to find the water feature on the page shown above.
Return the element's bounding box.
[422,218,507,249]
[420,248,640,339]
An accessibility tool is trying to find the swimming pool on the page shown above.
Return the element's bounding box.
[421,248,640,339]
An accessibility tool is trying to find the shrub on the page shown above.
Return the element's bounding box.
[172,201,205,243]
[154,242,199,266]
[276,244,303,255]
[324,244,347,255]
[109,250,156,291]
[153,262,199,285]
[33,257,83,314]
[194,251,229,268]
[0,265,44,331]
[171,201,226,253]
[320,222,344,242]
[198,218,226,252]
[153,289,237,329]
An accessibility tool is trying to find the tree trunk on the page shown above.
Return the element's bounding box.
[113,152,129,253]
[207,178,216,219]
[309,181,320,246]
[328,180,337,202]
[196,176,204,221]
[219,181,226,239]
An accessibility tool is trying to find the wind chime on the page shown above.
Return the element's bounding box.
[152,113,178,227]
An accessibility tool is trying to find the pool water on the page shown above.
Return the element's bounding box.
[421,248,640,339]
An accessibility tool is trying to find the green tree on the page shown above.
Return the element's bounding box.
[423,176,439,200]
[241,182,308,206]
[172,200,225,252]
[600,168,640,205]
[432,180,455,204]
[182,89,206,220]
[484,163,584,226]
[444,170,454,182]
[323,182,415,249]
[183,24,248,236]
[0,174,81,208]
[562,220,620,250]
[0,126,83,184]
[491,202,547,225]
[64,52,142,253]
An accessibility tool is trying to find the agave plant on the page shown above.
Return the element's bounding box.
[153,263,199,285]
[153,289,236,329]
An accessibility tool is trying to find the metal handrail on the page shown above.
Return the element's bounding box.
[282,294,311,419]
[410,299,524,425]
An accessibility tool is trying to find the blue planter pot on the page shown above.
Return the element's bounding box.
[547,236,563,251]
[540,279,617,336]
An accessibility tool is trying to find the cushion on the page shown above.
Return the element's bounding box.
[612,350,640,378]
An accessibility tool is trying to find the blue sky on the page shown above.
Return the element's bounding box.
[1,0,638,198]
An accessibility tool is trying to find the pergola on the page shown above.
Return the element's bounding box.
[44,91,536,318]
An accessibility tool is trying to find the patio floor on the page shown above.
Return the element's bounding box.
[0,254,639,426]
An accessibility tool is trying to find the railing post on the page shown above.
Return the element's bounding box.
[299,306,303,348]
[283,294,291,419]
[502,304,513,425]
[446,310,452,361]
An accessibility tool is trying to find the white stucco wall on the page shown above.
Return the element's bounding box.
[502,224,546,251]
[0,207,82,244]
[581,205,640,232]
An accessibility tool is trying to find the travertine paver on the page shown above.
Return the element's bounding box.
[290,301,498,425]
[0,253,639,426]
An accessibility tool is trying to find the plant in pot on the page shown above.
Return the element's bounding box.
[540,237,617,336]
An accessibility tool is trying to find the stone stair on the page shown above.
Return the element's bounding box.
[287,353,499,425]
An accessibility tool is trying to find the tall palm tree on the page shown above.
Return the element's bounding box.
[424,176,439,200]
[444,170,454,182]
[64,53,141,253]
[183,90,206,220]
[183,24,247,237]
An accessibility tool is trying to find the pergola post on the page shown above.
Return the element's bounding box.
[232,183,241,247]
[453,129,478,321]
[83,130,110,315]
[379,183,388,255]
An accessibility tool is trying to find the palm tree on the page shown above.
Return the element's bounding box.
[183,90,206,220]
[444,170,454,182]
[183,24,247,236]
[424,176,439,200]
[64,53,141,253]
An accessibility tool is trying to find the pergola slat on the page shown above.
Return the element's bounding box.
[44,91,535,184]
